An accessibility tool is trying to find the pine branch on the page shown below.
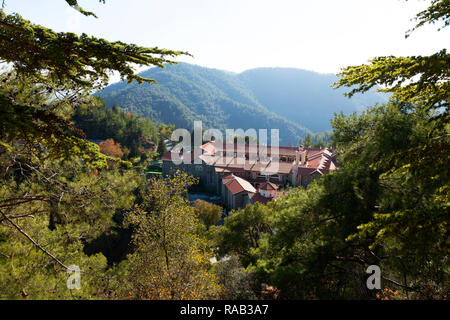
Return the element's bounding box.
[0,208,70,271]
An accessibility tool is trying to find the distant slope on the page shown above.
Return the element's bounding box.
[239,68,387,132]
[100,63,311,145]
[99,63,386,144]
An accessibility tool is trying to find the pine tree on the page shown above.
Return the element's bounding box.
[123,173,220,300]
[157,138,168,157]
[0,1,188,165]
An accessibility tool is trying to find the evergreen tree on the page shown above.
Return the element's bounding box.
[157,138,168,157]
[301,134,312,147]
[0,1,188,165]
[123,172,220,299]
[0,149,140,299]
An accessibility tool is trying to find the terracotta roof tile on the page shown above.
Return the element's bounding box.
[222,174,235,184]
[166,143,337,178]
[259,182,279,191]
[202,141,325,158]
[298,167,317,176]
[161,151,173,161]
[307,156,322,168]
[250,192,271,205]
[225,176,256,195]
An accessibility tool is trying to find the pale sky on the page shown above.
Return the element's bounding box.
[4,0,449,75]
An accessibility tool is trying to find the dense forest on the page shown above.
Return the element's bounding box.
[73,101,160,159]
[100,63,311,145]
[239,68,388,132]
[99,63,385,144]
[0,0,448,300]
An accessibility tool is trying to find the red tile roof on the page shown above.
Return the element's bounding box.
[307,156,322,168]
[201,141,325,158]
[164,143,338,178]
[215,167,246,174]
[161,151,173,161]
[298,167,317,176]
[222,174,235,184]
[225,176,256,195]
[259,182,278,191]
[250,192,271,205]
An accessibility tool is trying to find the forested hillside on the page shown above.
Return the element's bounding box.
[73,101,160,158]
[100,63,313,145]
[239,68,387,132]
[99,63,386,143]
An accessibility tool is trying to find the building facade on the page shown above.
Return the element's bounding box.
[162,141,338,210]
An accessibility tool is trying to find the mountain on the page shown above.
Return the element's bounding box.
[99,63,386,144]
[238,68,386,132]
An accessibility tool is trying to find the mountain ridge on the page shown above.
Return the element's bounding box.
[99,63,387,144]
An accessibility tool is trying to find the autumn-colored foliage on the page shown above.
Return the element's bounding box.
[98,139,124,159]
[376,288,401,300]
[261,286,281,300]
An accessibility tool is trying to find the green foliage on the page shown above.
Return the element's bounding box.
[100,63,335,144]
[0,0,219,301]
[301,132,333,148]
[233,135,260,144]
[0,7,186,87]
[0,72,110,168]
[334,50,449,124]
[156,138,167,157]
[0,1,187,167]
[213,254,258,300]
[241,171,381,299]
[331,0,449,298]
[210,203,272,268]
[158,123,176,141]
[301,133,312,147]
[123,172,220,299]
[216,102,448,299]
[210,87,448,299]
[0,150,140,299]
[334,105,449,298]
[406,0,450,36]
[65,0,105,18]
[0,213,109,299]
[194,199,222,230]
[335,0,449,129]
[73,100,159,158]
[0,0,447,301]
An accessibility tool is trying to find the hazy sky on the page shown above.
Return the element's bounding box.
[4,0,449,75]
